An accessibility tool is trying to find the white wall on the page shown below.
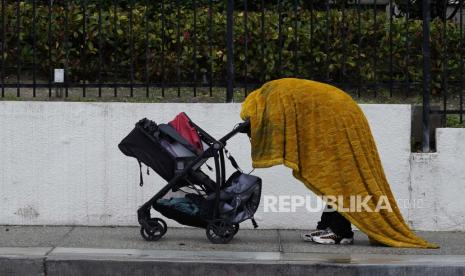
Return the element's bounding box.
[410,129,465,231]
[6,102,462,232]
[0,101,415,229]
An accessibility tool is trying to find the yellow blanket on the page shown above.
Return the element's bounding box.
[240,78,438,248]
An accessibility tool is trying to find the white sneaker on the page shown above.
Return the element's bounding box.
[301,228,329,242]
[312,230,354,245]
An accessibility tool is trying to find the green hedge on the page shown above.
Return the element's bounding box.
[1,2,462,94]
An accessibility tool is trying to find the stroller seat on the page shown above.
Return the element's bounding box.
[119,114,209,186]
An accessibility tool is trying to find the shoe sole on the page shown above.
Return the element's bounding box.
[301,230,328,242]
[313,239,336,245]
[301,233,315,242]
[313,238,354,245]
[339,239,354,245]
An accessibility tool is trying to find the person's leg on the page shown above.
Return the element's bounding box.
[317,205,334,230]
[328,211,354,238]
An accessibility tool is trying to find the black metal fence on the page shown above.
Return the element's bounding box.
[0,0,464,150]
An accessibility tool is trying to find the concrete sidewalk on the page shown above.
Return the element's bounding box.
[1,226,465,275]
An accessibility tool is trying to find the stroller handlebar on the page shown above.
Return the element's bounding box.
[219,120,250,145]
[187,118,250,148]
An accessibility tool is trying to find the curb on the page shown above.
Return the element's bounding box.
[2,247,465,276]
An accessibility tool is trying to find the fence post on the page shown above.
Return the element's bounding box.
[226,0,234,102]
[422,0,431,152]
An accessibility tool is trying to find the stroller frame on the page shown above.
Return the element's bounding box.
[136,118,251,244]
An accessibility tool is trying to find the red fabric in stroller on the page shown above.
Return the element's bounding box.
[169,112,203,153]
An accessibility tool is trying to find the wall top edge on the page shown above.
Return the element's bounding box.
[0,101,412,108]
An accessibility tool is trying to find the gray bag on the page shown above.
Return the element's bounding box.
[213,172,262,225]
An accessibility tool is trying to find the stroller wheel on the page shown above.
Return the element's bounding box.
[232,223,240,236]
[140,218,167,241]
[206,220,235,244]
[155,218,168,235]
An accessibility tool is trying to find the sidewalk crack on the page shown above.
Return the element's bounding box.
[42,226,76,276]
[277,229,283,253]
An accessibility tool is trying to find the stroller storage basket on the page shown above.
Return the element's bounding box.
[153,196,211,229]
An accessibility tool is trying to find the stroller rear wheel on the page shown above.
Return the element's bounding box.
[232,223,240,235]
[206,220,237,244]
[140,218,167,241]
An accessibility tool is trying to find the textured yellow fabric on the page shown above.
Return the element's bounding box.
[240,78,438,248]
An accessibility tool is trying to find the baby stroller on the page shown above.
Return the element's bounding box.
[118,112,261,244]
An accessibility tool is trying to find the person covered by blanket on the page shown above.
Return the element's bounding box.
[240,78,438,248]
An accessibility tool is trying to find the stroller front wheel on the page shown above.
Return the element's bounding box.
[140,218,167,241]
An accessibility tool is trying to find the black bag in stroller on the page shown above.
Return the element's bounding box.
[212,171,262,225]
[118,112,261,244]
